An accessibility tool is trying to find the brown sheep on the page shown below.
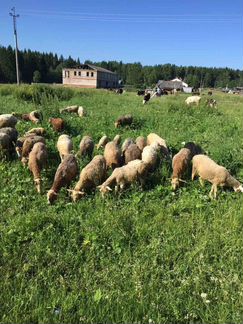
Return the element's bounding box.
[47,154,79,204]
[124,143,141,164]
[104,141,122,169]
[78,136,94,159]
[49,118,65,132]
[21,135,46,166]
[114,114,133,128]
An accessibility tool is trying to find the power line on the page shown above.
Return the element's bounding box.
[9,7,20,85]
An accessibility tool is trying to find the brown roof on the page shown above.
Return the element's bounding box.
[64,64,117,74]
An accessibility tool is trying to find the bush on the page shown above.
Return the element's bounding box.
[0,85,15,96]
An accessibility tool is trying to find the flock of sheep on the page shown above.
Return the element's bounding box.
[0,96,242,205]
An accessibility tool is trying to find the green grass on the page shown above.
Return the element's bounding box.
[0,85,243,323]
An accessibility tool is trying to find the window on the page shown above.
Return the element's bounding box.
[78,71,81,76]
[86,71,89,77]
[74,71,77,76]
[91,72,94,77]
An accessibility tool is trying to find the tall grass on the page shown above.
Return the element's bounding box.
[0,85,243,323]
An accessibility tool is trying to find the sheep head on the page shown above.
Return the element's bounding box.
[47,189,58,204]
[67,189,85,202]
[234,185,243,193]
[97,185,112,198]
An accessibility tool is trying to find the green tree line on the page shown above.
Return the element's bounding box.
[0,45,242,88]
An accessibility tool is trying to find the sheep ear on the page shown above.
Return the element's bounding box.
[97,185,102,189]
[106,186,112,191]
[179,179,187,183]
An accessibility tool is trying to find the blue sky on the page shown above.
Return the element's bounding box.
[0,0,242,69]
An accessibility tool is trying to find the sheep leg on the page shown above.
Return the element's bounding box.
[199,177,204,187]
[209,184,217,199]
[139,177,146,190]
[191,166,197,180]
[115,185,119,193]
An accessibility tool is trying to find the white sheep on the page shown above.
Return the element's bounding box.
[77,106,86,117]
[28,142,48,193]
[192,154,243,198]
[141,144,160,171]
[56,134,73,161]
[104,141,122,169]
[69,155,107,202]
[147,133,169,157]
[97,135,109,149]
[47,154,79,204]
[98,159,149,197]
[0,114,18,128]
[185,95,201,106]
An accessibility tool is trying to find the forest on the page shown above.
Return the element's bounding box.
[0,45,242,88]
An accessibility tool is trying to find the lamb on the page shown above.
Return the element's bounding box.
[78,136,94,159]
[192,154,243,199]
[69,155,107,202]
[0,114,18,128]
[147,133,169,157]
[185,95,201,106]
[96,135,109,149]
[56,134,73,161]
[0,127,18,143]
[21,135,46,165]
[124,143,141,164]
[49,117,65,132]
[141,144,160,171]
[114,114,133,128]
[98,159,149,197]
[135,136,146,151]
[121,138,134,153]
[25,127,46,136]
[113,134,121,145]
[47,154,79,204]
[104,141,122,169]
[28,142,48,193]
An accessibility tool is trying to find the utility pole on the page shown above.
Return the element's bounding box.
[9,7,20,85]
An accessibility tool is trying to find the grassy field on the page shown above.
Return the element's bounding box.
[0,85,243,324]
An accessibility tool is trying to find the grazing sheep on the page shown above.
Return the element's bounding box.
[0,127,18,143]
[15,134,36,158]
[143,93,151,104]
[21,135,46,166]
[171,148,191,190]
[57,134,73,161]
[69,155,107,202]
[104,141,122,169]
[0,114,18,128]
[135,136,147,151]
[47,154,78,204]
[192,154,243,199]
[49,117,65,132]
[171,142,203,190]
[137,90,145,96]
[185,95,201,106]
[114,114,133,128]
[28,142,48,193]
[77,106,86,117]
[113,134,121,145]
[26,127,46,136]
[124,143,141,164]
[60,105,78,113]
[98,159,149,197]
[147,133,169,157]
[97,135,109,149]
[29,111,42,124]
[141,144,160,171]
[78,136,94,159]
[121,138,134,153]
[0,133,12,158]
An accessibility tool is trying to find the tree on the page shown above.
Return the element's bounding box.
[33,70,41,83]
